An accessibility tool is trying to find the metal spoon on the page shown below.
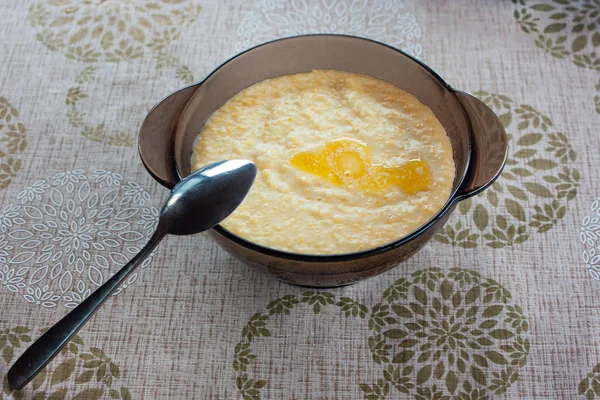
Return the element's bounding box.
[7,159,257,390]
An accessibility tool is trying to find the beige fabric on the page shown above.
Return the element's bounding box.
[0,0,598,399]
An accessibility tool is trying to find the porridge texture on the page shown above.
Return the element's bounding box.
[191,70,454,254]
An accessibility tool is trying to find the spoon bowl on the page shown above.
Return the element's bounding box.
[163,160,258,235]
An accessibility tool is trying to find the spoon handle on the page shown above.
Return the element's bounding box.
[7,227,167,390]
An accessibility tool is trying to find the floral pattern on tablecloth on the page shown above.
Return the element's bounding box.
[233,268,529,399]
[235,0,423,57]
[579,363,600,399]
[27,0,202,146]
[0,0,598,398]
[436,92,580,249]
[0,97,27,191]
[1,326,131,400]
[0,169,158,309]
[580,196,600,280]
[513,0,599,72]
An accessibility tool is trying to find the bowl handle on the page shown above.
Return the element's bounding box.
[453,90,509,201]
[138,85,199,189]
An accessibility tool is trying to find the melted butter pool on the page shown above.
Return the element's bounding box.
[290,138,432,194]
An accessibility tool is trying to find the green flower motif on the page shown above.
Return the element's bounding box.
[28,0,201,62]
[488,367,519,395]
[233,343,256,373]
[359,379,390,400]
[414,384,448,400]
[534,34,570,59]
[369,334,392,365]
[368,303,398,332]
[232,289,370,398]
[75,66,97,84]
[363,268,529,398]
[1,326,131,400]
[447,268,481,288]
[0,326,31,364]
[456,383,489,400]
[579,364,600,399]
[241,313,271,342]
[0,157,21,190]
[381,365,414,394]
[530,199,568,232]
[546,132,577,163]
[434,221,479,249]
[500,337,530,367]
[106,131,136,147]
[513,104,553,132]
[513,0,600,71]
[382,277,411,304]
[481,279,512,304]
[436,92,579,248]
[412,268,445,291]
[77,347,121,387]
[0,97,26,190]
[267,294,299,315]
[67,106,86,128]
[176,64,194,85]
[232,268,528,399]
[336,297,369,318]
[301,291,335,314]
[28,1,200,146]
[236,374,267,400]
[81,122,105,142]
[77,116,136,146]
[67,83,139,147]
[66,87,88,106]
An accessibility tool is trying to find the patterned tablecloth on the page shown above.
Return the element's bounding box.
[0,0,599,398]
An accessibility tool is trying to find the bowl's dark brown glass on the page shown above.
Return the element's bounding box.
[139,34,508,287]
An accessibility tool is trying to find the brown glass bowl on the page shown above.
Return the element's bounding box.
[138,34,508,287]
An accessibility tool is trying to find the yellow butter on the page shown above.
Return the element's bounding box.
[289,138,432,194]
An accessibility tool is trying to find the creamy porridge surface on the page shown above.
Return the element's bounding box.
[191,70,454,255]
